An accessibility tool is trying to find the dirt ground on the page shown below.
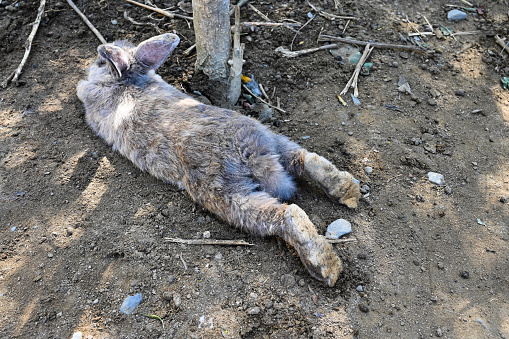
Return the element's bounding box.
[1,0,508,338]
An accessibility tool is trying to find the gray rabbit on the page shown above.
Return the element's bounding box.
[77,33,361,287]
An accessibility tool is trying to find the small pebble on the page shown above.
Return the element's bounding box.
[247,306,261,315]
[428,172,445,185]
[356,285,364,292]
[460,271,470,279]
[281,274,296,288]
[71,332,83,339]
[111,19,118,25]
[455,90,465,96]
[436,327,443,337]
[202,231,211,239]
[500,197,507,203]
[10,226,16,232]
[358,304,369,313]
[437,262,444,269]
[444,186,453,195]
[364,166,373,175]
[48,253,54,258]
[326,219,352,239]
[427,98,438,106]
[357,253,367,260]
[173,293,182,308]
[66,227,74,236]
[360,185,370,194]
[298,279,305,287]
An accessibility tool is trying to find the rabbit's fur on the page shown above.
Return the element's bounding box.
[77,33,361,286]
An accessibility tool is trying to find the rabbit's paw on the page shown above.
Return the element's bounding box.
[329,173,362,209]
[304,153,361,208]
[284,204,343,287]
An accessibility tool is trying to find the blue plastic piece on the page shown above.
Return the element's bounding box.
[120,293,142,314]
[351,93,360,106]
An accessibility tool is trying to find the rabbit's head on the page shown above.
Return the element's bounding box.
[85,33,180,86]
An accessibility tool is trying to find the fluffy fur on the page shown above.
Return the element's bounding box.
[77,33,361,286]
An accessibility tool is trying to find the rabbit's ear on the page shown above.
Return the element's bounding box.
[135,33,180,70]
[98,44,131,78]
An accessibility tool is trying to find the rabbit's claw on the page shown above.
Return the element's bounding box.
[284,204,342,287]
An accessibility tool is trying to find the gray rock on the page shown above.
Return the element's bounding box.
[173,293,182,308]
[281,274,296,287]
[428,172,445,185]
[364,166,373,175]
[202,231,211,239]
[326,219,352,239]
[448,9,467,22]
[247,306,261,315]
[71,332,83,339]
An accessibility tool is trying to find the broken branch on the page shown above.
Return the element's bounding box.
[2,0,46,88]
[166,237,254,246]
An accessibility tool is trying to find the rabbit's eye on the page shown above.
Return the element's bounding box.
[97,59,106,66]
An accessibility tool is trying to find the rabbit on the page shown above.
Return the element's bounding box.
[77,33,361,287]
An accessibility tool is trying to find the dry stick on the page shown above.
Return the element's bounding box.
[248,3,270,22]
[66,0,107,44]
[275,44,339,58]
[124,10,161,33]
[259,84,270,103]
[243,84,286,113]
[123,0,193,20]
[182,44,196,57]
[239,21,300,29]
[179,252,188,270]
[495,35,509,56]
[319,35,427,53]
[166,237,254,246]
[340,44,374,97]
[327,238,357,244]
[2,0,46,88]
[290,14,315,51]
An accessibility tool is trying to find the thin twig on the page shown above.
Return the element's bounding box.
[66,0,107,44]
[2,0,46,88]
[327,238,357,244]
[182,44,196,57]
[259,84,270,103]
[291,13,315,51]
[243,84,286,113]
[451,31,482,36]
[319,35,427,53]
[237,21,301,29]
[179,252,188,270]
[275,44,339,58]
[123,0,193,20]
[247,3,270,22]
[166,237,254,246]
[124,10,161,33]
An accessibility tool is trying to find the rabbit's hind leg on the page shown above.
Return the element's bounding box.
[214,192,343,286]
